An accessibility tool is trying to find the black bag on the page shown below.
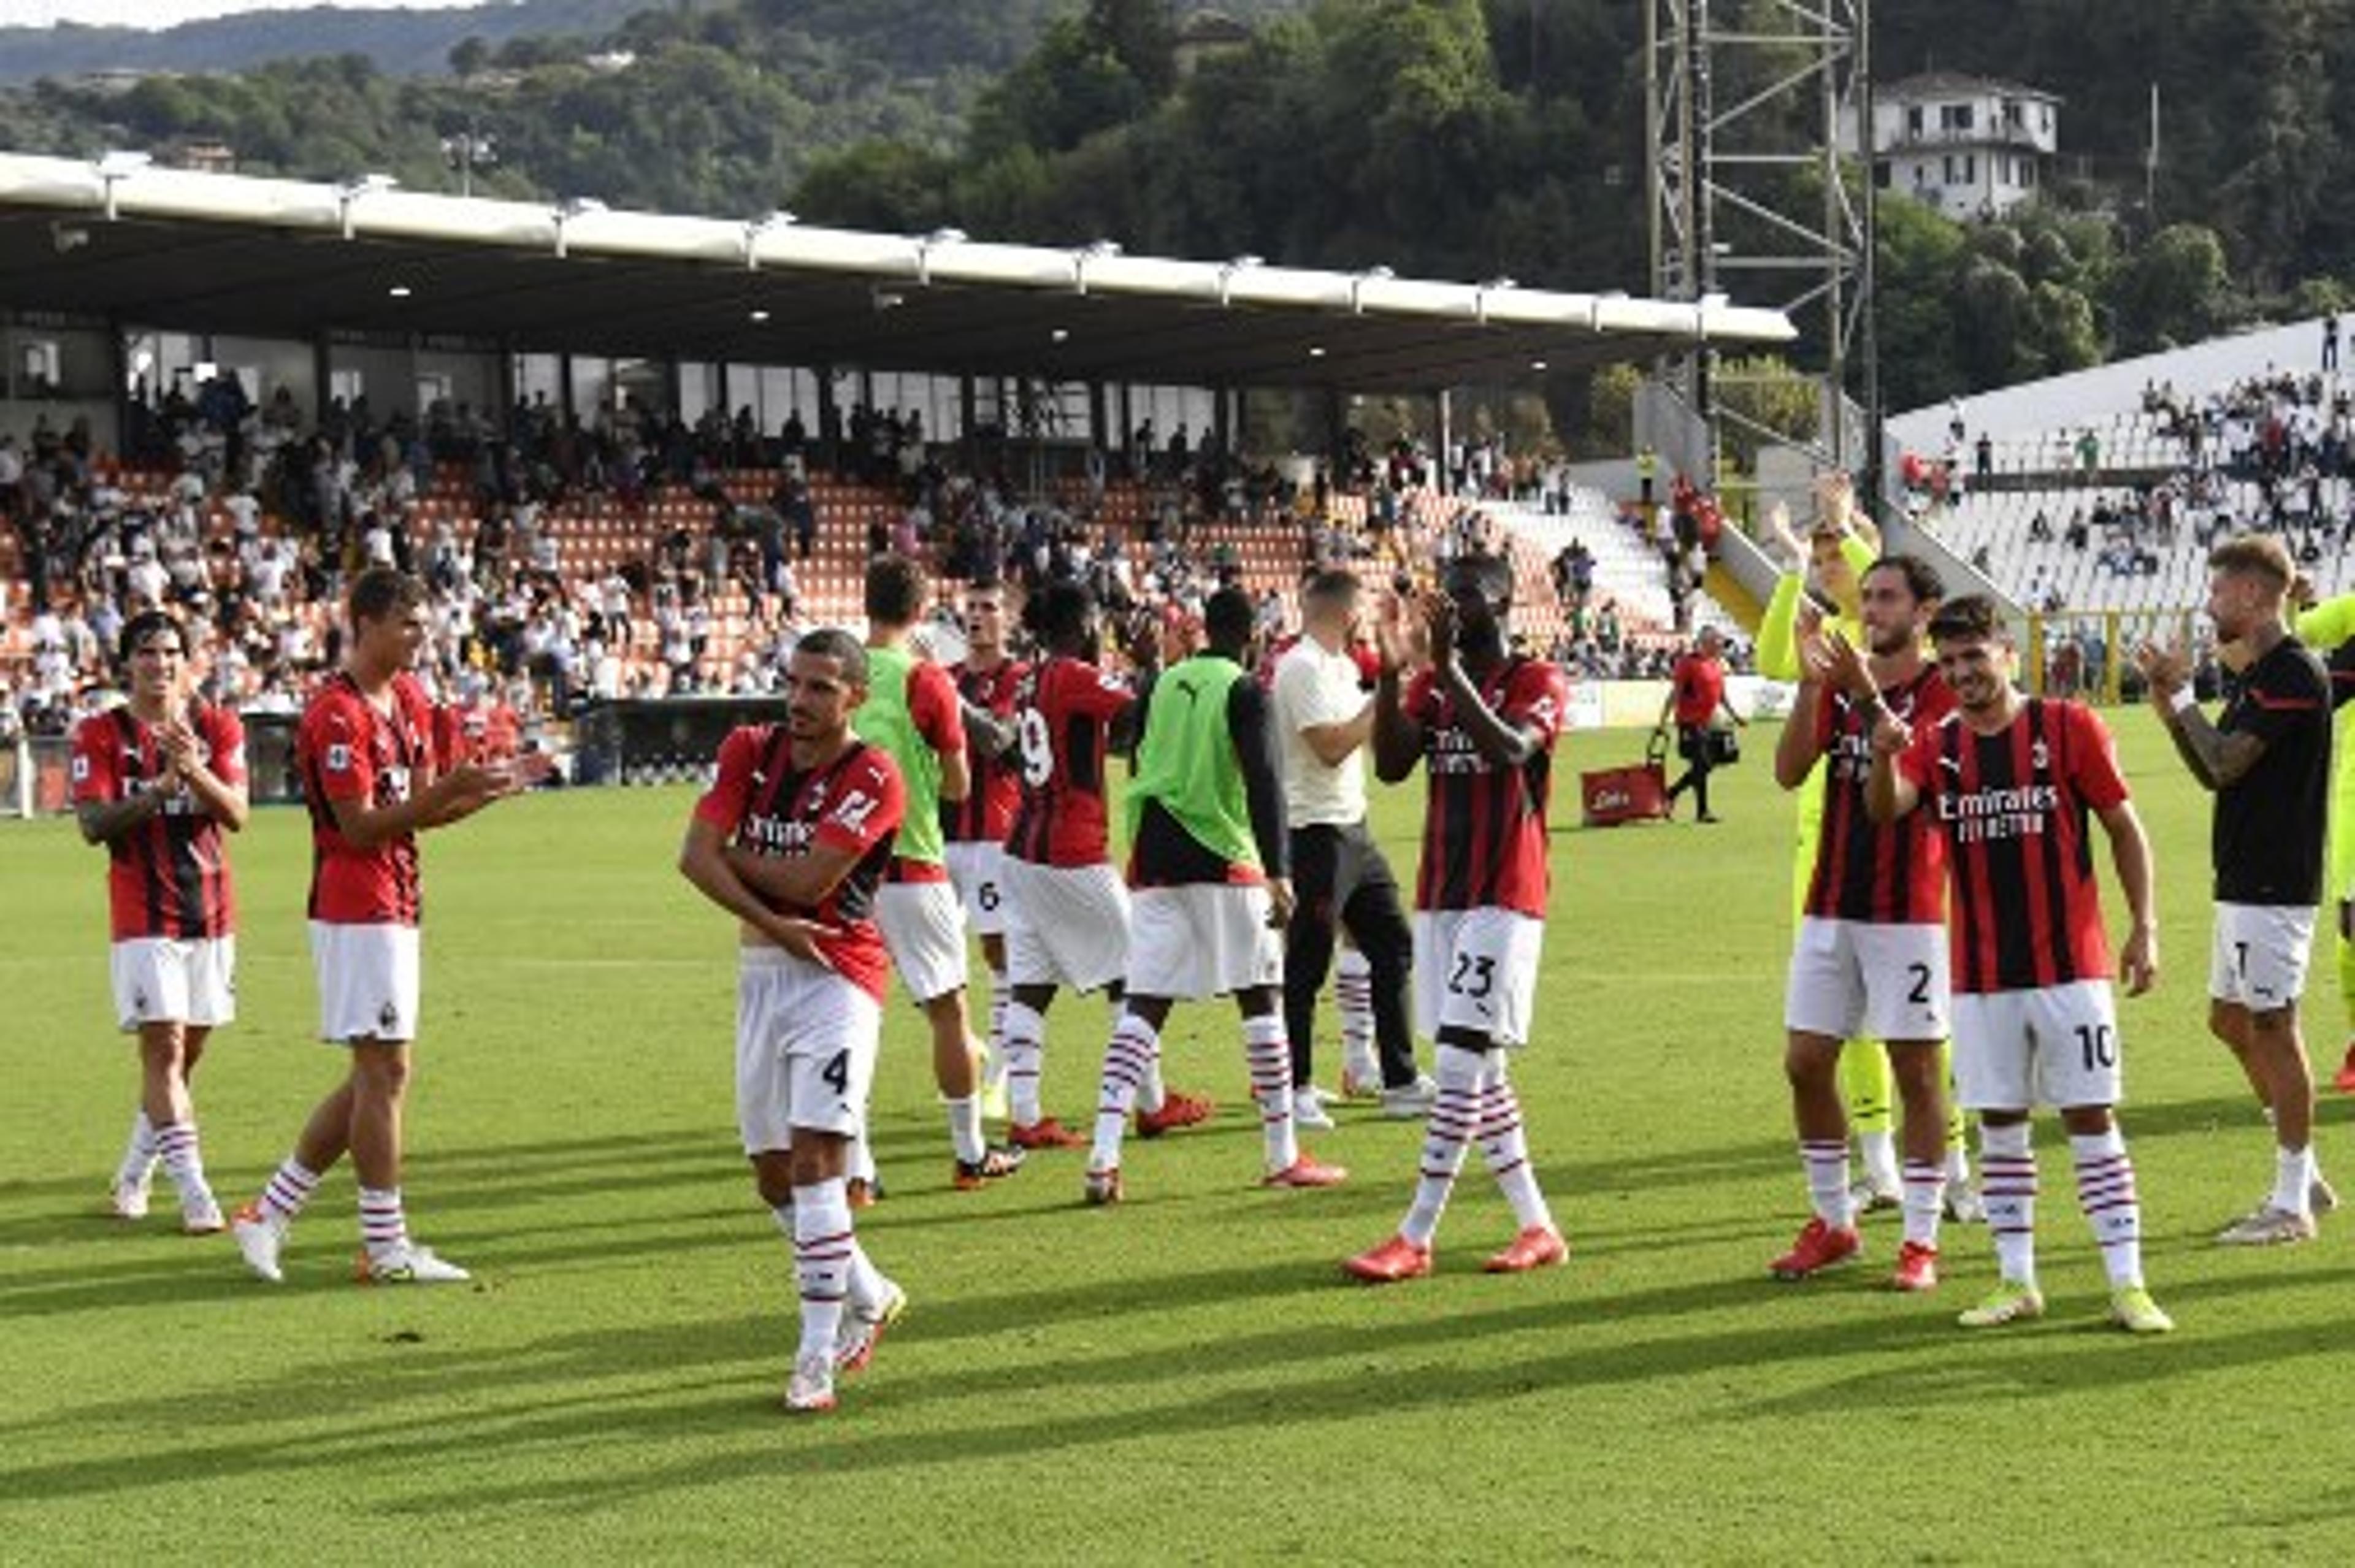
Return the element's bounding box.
[1706,725,1740,765]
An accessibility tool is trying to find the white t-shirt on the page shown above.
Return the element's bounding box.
[1271,635,1369,829]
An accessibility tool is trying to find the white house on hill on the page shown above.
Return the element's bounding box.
[1842,72,2061,223]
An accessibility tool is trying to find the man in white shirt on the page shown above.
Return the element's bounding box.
[1272,568,1433,1123]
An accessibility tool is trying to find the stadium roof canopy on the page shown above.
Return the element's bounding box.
[0,151,1796,393]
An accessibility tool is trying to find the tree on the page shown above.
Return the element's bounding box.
[2108,223,2230,353]
[448,36,489,80]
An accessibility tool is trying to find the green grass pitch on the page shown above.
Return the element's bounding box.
[4,716,2353,1564]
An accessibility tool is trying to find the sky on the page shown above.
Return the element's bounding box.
[13,1,483,28]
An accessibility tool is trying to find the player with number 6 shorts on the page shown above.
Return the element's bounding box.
[680,628,913,1415]
[1867,594,2172,1334]
[943,577,1027,1117]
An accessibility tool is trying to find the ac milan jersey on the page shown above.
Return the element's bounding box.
[2214,637,2330,906]
[299,670,438,926]
[944,657,1026,844]
[1897,697,2126,995]
[71,703,245,941]
[1404,658,1569,917]
[694,729,905,1002]
[1804,667,1953,924]
[1007,654,1132,867]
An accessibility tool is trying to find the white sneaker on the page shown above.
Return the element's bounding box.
[1293,1087,1336,1131]
[2216,1204,2316,1246]
[2311,1173,2339,1215]
[1380,1074,1439,1120]
[835,1279,908,1375]
[785,1351,837,1414]
[1339,1061,1386,1100]
[232,1204,286,1283]
[180,1192,226,1235]
[1848,1178,1903,1215]
[109,1178,152,1222]
[361,1244,473,1284]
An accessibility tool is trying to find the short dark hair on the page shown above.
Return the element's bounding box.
[1444,552,1514,610]
[1866,553,1944,606]
[1927,594,2006,645]
[793,627,870,684]
[348,567,426,627]
[1301,568,1361,611]
[2208,533,2293,594]
[1203,586,1255,649]
[864,553,927,625]
[1028,579,1097,647]
[117,608,186,665]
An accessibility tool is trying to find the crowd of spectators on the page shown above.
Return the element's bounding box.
[5,380,1710,749]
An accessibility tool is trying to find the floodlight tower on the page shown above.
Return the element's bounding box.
[1646,0,1877,489]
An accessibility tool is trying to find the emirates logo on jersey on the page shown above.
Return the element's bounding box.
[1936,783,2061,843]
[741,813,815,855]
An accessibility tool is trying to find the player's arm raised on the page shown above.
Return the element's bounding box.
[158,716,249,833]
[1370,590,1426,784]
[1772,608,1839,791]
[1426,594,1539,771]
[2134,640,2265,790]
[1863,707,1919,824]
[2096,798,2159,996]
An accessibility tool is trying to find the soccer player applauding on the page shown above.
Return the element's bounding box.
[74,609,248,1234]
[1867,595,2171,1334]
[234,569,547,1287]
[1345,555,1570,1283]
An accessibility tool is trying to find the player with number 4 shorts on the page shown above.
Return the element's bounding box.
[681,628,913,1415]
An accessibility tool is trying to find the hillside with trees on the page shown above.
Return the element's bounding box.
[1,0,2351,414]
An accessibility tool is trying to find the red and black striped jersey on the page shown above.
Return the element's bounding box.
[944,657,1026,844]
[71,703,244,942]
[694,729,904,1002]
[298,670,437,926]
[1404,658,1569,917]
[1804,667,1953,925]
[1006,654,1131,867]
[1897,697,2126,995]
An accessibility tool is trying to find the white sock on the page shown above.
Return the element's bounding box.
[1979,1122,2037,1287]
[945,1095,985,1166]
[1900,1158,1945,1247]
[1858,1128,1900,1194]
[1401,1045,1485,1245]
[848,1130,877,1188]
[153,1120,213,1206]
[1944,1139,1972,1188]
[1477,1055,1552,1233]
[844,1238,885,1317]
[792,1178,853,1363]
[358,1185,409,1262]
[1090,1012,1159,1172]
[1243,1014,1298,1172]
[1799,1139,1851,1227]
[1003,1000,1046,1127]
[986,969,1009,1079]
[258,1157,320,1227]
[2071,1127,2144,1288]
[2273,1143,2316,1218]
[1335,948,1375,1075]
[116,1109,158,1190]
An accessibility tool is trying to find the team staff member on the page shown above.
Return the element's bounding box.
[1272,568,1430,1123]
[1657,625,1745,823]
[233,568,546,1286]
[74,608,248,1234]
